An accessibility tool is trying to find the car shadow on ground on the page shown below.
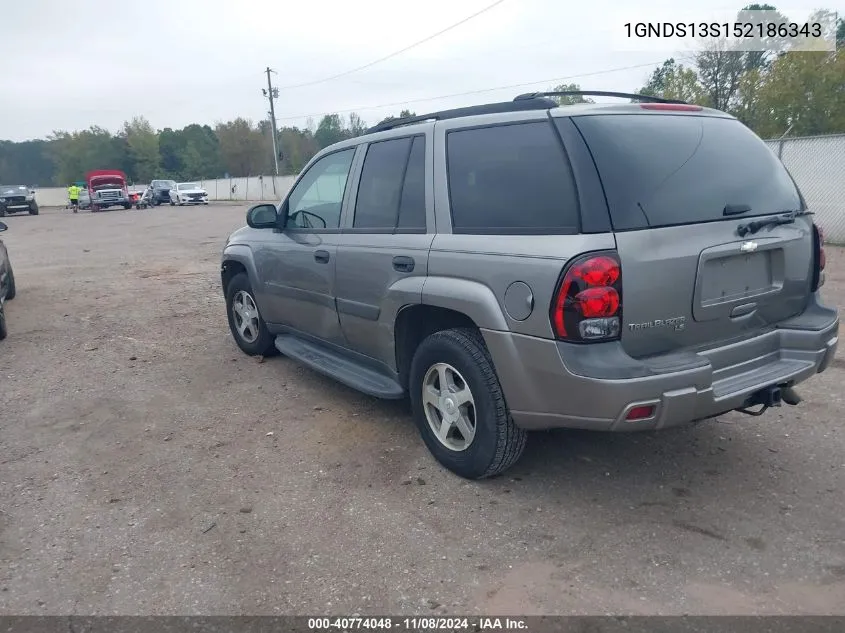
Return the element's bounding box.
[278,352,781,513]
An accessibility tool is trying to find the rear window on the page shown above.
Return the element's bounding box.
[570,114,802,231]
[446,122,580,234]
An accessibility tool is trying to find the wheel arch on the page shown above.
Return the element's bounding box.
[221,245,260,297]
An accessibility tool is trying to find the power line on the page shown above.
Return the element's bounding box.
[275,0,508,90]
[275,60,666,122]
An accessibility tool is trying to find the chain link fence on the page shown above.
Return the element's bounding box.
[765,134,845,244]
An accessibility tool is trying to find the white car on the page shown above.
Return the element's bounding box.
[169,182,209,206]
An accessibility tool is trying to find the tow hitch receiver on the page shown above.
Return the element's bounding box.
[735,384,797,417]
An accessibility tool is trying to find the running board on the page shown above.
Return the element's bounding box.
[274,334,405,399]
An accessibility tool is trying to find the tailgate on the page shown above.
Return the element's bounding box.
[572,111,814,359]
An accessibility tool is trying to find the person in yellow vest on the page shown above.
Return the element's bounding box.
[67,184,81,212]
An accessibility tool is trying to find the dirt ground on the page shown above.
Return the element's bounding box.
[1,204,843,616]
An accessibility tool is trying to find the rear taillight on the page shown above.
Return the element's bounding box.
[551,252,622,342]
[812,223,825,291]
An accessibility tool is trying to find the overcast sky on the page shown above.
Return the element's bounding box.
[0,0,836,141]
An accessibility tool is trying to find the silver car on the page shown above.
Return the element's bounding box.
[220,91,838,479]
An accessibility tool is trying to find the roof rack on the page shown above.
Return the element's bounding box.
[513,90,688,104]
[364,90,689,135]
[365,97,558,134]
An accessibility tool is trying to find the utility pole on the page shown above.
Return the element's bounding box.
[262,67,280,176]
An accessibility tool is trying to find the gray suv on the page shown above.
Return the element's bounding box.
[221,91,838,480]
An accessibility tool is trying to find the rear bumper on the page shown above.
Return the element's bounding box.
[484,294,839,432]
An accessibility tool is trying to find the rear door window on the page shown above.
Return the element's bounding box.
[569,114,802,231]
[354,135,426,231]
[354,137,412,229]
[446,122,580,234]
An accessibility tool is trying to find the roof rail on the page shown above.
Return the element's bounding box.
[513,90,688,105]
[365,97,558,134]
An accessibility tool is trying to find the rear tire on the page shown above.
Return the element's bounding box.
[409,328,527,480]
[224,272,277,357]
[5,266,15,300]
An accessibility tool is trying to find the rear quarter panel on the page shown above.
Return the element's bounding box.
[426,234,616,337]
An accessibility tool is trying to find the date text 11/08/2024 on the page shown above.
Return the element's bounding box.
[307,617,528,630]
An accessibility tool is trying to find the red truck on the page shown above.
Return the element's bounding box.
[86,170,132,212]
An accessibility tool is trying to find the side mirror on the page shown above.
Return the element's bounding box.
[0,221,7,232]
[246,203,278,229]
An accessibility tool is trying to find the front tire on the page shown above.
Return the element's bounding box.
[225,272,277,356]
[0,302,7,340]
[409,328,527,480]
[29,204,39,215]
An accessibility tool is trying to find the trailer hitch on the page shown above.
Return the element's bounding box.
[735,385,801,417]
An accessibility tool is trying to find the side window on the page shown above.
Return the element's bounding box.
[286,148,355,229]
[353,137,412,229]
[446,122,580,234]
[397,136,426,230]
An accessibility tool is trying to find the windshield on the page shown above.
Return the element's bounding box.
[178,183,200,190]
[153,181,175,188]
[1,185,27,193]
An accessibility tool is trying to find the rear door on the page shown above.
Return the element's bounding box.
[569,111,814,359]
[335,133,433,365]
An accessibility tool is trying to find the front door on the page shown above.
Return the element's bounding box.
[253,147,358,345]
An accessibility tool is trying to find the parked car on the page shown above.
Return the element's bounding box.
[78,188,91,210]
[86,170,132,212]
[0,220,15,340]
[220,91,838,480]
[0,185,38,216]
[169,182,209,206]
[149,180,176,206]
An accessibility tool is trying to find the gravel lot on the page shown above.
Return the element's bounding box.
[1,204,843,616]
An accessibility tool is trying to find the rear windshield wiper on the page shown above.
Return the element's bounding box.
[737,209,813,237]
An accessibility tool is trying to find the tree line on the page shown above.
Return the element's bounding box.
[1,4,842,187]
[0,108,419,187]
[636,5,845,138]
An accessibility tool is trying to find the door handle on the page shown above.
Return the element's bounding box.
[314,250,330,264]
[392,256,415,273]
